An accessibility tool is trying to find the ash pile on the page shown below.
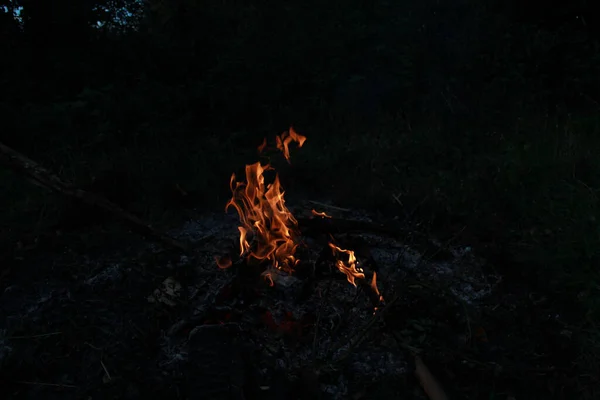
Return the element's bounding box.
[151,128,499,399]
[153,201,499,399]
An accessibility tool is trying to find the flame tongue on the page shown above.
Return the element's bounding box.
[276,127,306,163]
[328,243,365,286]
[226,162,300,273]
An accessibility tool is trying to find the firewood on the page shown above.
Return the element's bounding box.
[414,355,449,400]
[0,141,188,253]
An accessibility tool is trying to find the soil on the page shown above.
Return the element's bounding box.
[0,201,587,399]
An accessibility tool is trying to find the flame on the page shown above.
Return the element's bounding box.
[264,272,275,287]
[276,127,307,163]
[257,127,306,163]
[328,243,365,286]
[219,128,385,308]
[225,162,300,273]
[257,137,267,153]
[215,255,232,269]
[371,271,385,311]
[311,209,332,218]
[221,129,306,273]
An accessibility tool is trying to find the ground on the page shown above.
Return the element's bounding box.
[1,0,600,398]
[0,197,595,399]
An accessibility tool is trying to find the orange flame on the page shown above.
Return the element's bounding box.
[222,129,306,273]
[226,162,300,273]
[257,137,267,154]
[311,209,332,218]
[328,243,365,286]
[276,127,306,163]
[257,127,306,162]
[371,271,385,311]
[215,255,232,269]
[264,272,275,287]
[220,129,385,302]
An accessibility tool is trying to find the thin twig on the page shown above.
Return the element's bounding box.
[100,359,112,381]
[307,200,351,212]
[424,225,466,263]
[7,332,62,339]
[17,381,77,388]
[401,194,429,226]
[321,294,401,371]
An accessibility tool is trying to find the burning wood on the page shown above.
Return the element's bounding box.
[216,128,385,305]
[222,156,302,273]
[327,242,365,286]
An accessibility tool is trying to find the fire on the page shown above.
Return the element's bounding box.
[328,243,365,286]
[264,272,275,287]
[275,126,306,163]
[221,128,305,273]
[371,271,385,311]
[218,127,385,310]
[215,255,232,269]
[226,162,300,273]
[311,209,332,219]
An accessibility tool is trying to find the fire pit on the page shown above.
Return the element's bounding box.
[0,128,499,399]
[149,128,499,398]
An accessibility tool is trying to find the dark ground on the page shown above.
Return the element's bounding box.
[1,0,600,398]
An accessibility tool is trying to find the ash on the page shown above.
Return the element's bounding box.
[156,201,499,398]
[0,200,498,398]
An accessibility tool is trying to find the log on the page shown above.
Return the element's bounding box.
[296,217,455,261]
[0,141,188,253]
[296,216,401,237]
[415,355,449,400]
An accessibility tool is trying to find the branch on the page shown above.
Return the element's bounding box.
[0,141,188,253]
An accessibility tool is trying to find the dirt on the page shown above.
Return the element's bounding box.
[0,200,583,399]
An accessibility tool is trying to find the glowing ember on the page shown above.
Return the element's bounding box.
[328,243,365,287]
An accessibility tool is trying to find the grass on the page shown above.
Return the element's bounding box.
[2,0,600,397]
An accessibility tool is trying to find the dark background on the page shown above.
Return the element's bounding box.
[1,0,599,398]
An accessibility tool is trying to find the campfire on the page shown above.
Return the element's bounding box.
[217,127,384,308]
[144,128,496,399]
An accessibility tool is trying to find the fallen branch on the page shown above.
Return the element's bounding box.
[415,355,449,400]
[0,141,188,253]
[297,217,455,261]
[307,200,351,212]
[297,216,400,237]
